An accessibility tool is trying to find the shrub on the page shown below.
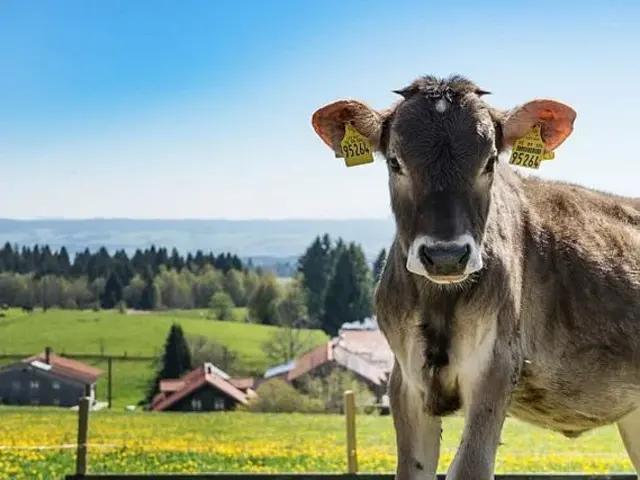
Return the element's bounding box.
[245,379,324,413]
[209,291,235,321]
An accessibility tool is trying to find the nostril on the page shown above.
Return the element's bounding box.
[458,244,471,265]
[418,244,434,266]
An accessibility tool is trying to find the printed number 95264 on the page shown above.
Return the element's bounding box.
[511,151,540,168]
[344,142,370,158]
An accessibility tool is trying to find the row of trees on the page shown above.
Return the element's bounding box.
[0,266,265,315]
[0,236,388,332]
[0,243,243,280]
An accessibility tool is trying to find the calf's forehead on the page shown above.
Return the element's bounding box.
[388,95,496,170]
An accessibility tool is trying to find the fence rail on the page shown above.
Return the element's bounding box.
[64,475,638,480]
[0,352,156,361]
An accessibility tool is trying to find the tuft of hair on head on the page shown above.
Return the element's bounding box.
[392,74,491,102]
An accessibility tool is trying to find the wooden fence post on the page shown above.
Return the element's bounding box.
[107,357,113,409]
[344,390,358,474]
[75,396,91,477]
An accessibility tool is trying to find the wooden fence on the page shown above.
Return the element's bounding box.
[63,394,637,480]
[64,475,637,480]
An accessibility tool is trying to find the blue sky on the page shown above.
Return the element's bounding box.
[1,0,639,219]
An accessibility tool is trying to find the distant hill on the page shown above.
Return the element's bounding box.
[0,218,395,268]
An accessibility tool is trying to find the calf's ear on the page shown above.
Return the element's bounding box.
[311,100,384,156]
[502,99,577,152]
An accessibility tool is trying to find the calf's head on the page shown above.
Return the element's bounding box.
[312,75,576,285]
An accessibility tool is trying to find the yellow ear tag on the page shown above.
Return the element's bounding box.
[509,124,554,169]
[340,123,374,167]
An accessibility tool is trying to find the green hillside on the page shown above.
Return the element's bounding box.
[0,308,328,407]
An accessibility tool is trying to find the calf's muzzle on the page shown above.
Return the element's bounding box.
[418,242,472,277]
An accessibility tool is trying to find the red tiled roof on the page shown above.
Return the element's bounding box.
[151,392,168,408]
[151,364,249,412]
[281,336,389,387]
[159,379,185,393]
[23,352,103,384]
[179,364,208,384]
[286,343,331,382]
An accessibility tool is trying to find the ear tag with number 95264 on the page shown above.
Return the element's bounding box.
[509,124,555,169]
[340,123,374,167]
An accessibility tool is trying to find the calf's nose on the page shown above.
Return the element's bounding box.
[418,243,471,276]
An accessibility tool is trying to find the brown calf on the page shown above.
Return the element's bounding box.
[311,74,640,480]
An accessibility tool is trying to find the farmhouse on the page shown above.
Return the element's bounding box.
[0,347,103,408]
[151,362,254,412]
[260,323,393,410]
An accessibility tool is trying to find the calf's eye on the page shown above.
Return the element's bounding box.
[484,155,497,175]
[387,156,402,174]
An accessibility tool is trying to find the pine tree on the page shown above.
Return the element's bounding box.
[144,323,193,405]
[372,248,387,282]
[321,243,374,336]
[169,248,184,271]
[101,272,123,309]
[138,267,159,310]
[58,247,71,277]
[297,234,334,324]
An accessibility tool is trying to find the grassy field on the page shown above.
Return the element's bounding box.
[0,408,634,479]
[0,308,328,407]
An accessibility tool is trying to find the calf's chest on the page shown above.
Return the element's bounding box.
[383,314,497,415]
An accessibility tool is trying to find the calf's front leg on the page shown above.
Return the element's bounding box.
[389,361,443,480]
[445,339,520,480]
[617,408,640,475]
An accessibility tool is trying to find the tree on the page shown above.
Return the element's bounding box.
[372,248,387,282]
[144,323,193,405]
[321,243,373,336]
[58,247,71,277]
[101,272,123,309]
[186,334,239,374]
[248,272,283,325]
[262,275,314,363]
[209,291,235,320]
[123,274,146,308]
[223,269,246,306]
[138,269,159,310]
[243,270,260,303]
[297,234,334,324]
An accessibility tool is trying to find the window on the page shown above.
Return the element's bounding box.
[191,398,203,411]
[52,398,60,406]
[52,381,61,390]
[30,399,39,406]
[11,380,21,391]
[30,380,39,390]
[214,397,225,410]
